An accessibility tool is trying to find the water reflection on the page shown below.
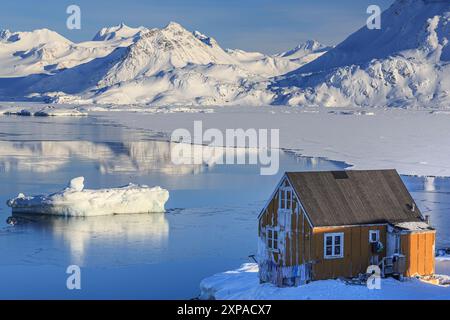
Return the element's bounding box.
[0,140,261,175]
[10,213,169,266]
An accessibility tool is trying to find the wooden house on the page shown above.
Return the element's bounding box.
[258,170,436,287]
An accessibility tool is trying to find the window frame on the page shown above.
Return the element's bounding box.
[323,232,344,259]
[278,185,293,211]
[266,227,279,252]
[369,230,380,243]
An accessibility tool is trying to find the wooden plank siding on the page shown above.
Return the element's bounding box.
[259,173,436,285]
[311,225,387,280]
[401,231,435,277]
[259,180,313,269]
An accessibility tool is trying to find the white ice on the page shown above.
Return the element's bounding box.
[7,177,169,216]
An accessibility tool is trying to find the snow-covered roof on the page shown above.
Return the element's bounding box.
[393,221,434,231]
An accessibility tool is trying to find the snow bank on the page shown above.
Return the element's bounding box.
[7,177,169,216]
[200,263,450,300]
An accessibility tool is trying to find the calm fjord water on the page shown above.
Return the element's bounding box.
[0,116,448,299]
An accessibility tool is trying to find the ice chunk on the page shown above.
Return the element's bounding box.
[7,177,169,216]
[68,177,84,191]
[34,106,88,117]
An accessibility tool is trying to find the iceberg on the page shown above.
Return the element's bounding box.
[7,177,169,216]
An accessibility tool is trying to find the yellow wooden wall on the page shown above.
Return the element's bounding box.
[311,225,387,280]
[401,231,435,277]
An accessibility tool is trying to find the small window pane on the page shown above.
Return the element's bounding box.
[273,241,278,250]
[268,230,272,238]
[335,246,341,255]
[274,231,278,240]
[335,236,341,245]
[326,246,332,256]
[326,236,332,246]
[268,239,273,248]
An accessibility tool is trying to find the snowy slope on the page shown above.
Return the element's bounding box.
[276,40,331,65]
[20,22,311,105]
[0,24,142,78]
[0,0,448,107]
[0,22,321,105]
[273,0,450,108]
[92,23,147,41]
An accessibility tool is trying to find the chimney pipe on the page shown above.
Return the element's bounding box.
[425,215,430,225]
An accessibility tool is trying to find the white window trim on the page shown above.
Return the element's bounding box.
[324,232,344,259]
[369,230,380,243]
[266,227,280,252]
[278,185,293,211]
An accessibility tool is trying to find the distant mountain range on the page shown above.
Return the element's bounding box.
[0,0,448,108]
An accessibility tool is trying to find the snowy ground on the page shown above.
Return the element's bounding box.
[89,105,450,177]
[199,262,450,300]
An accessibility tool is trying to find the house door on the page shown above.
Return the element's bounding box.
[387,229,400,257]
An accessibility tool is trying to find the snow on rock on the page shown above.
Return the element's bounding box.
[200,263,450,300]
[92,23,147,41]
[273,0,450,108]
[0,22,311,105]
[7,177,169,216]
[0,1,447,107]
[275,40,331,65]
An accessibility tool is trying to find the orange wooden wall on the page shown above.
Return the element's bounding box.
[311,225,386,280]
[401,231,435,277]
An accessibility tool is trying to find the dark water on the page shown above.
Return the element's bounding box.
[0,116,448,299]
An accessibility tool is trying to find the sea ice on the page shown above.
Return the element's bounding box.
[7,177,169,216]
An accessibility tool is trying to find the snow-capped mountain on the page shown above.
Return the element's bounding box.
[0,0,448,108]
[273,0,450,108]
[0,22,316,105]
[92,23,147,41]
[276,40,331,64]
[0,25,142,78]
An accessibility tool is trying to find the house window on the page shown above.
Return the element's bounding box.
[369,230,380,243]
[267,228,279,251]
[324,233,344,259]
[279,186,293,210]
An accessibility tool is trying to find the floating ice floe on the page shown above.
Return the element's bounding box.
[7,177,169,216]
[33,106,88,117]
[0,105,88,117]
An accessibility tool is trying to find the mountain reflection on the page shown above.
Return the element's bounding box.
[0,140,255,175]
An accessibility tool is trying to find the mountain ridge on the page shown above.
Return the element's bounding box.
[0,0,448,108]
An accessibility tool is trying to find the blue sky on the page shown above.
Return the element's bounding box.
[0,0,393,53]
